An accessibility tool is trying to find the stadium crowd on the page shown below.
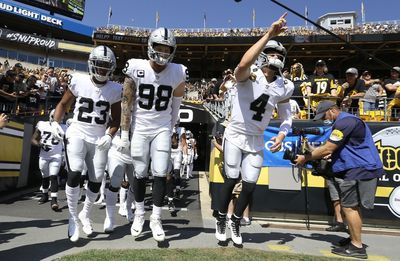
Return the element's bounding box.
[201,62,400,122]
[0,59,71,115]
[96,21,400,38]
[2,56,400,122]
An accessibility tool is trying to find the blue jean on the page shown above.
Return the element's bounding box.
[363,101,376,112]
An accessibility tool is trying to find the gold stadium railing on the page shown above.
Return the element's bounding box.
[204,95,400,122]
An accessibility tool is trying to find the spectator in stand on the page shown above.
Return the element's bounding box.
[36,73,50,91]
[384,67,400,100]
[0,112,8,129]
[13,63,23,75]
[0,70,17,112]
[219,69,236,96]
[209,78,219,100]
[289,99,301,119]
[290,62,308,109]
[282,67,290,79]
[340,68,366,112]
[46,67,60,94]
[14,73,27,94]
[360,71,384,112]
[303,60,337,110]
[45,67,61,109]
[24,75,41,113]
[385,67,400,119]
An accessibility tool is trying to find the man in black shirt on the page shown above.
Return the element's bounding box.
[340,68,366,111]
[0,70,17,112]
[384,66,400,99]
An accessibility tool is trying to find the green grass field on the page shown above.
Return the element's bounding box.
[57,248,346,261]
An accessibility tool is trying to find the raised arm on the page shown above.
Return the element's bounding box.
[235,13,287,82]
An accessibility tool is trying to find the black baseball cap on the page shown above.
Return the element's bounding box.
[14,63,23,68]
[315,60,326,67]
[313,100,336,121]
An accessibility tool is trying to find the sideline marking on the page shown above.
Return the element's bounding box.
[268,244,292,252]
[320,250,392,261]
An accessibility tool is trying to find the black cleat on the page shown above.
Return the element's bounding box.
[38,193,49,204]
[326,222,347,232]
[174,189,181,200]
[51,197,59,211]
[168,200,175,212]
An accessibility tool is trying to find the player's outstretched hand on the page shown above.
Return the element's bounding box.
[269,13,288,38]
[116,130,130,153]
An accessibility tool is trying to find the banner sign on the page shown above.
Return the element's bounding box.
[0,28,56,49]
[0,1,63,26]
[263,126,331,167]
[93,33,147,44]
[372,126,400,218]
[0,0,93,37]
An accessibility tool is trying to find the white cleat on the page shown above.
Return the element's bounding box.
[103,216,114,233]
[118,205,127,217]
[228,219,243,245]
[68,218,80,242]
[78,211,93,236]
[94,196,104,205]
[215,218,227,242]
[130,214,145,237]
[149,216,165,242]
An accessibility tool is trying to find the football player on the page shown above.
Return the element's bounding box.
[166,132,182,211]
[31,110,66,211]
[119,27,187,242]
[51,45,122,242]
[184,130,198,179]
[215,14,293,245]
[103,128,134,233]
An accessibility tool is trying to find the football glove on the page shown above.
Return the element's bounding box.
[96,134,113,151]
[116,130,130,153]
[51,121,64,140]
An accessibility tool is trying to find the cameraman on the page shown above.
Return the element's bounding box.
[294,100,383,259]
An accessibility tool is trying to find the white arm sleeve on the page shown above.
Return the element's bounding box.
[171,96,183,129]
[277,102,292,136]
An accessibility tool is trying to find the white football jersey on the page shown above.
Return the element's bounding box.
[123,59,187,134]
[187,138,196,155]
[225,65,294,151]
[66,73,122,143]
[36,121,65,159]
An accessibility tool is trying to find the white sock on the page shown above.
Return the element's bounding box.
[119,187,127,205]
[135,201,145,216]
[65,184,80,221]
[81,188,98,217]
[105,189,118,220]
[152,205,162,219]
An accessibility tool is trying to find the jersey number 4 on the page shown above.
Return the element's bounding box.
[250,94,270,121]
[138,84,172,111]
[77,97,110,124]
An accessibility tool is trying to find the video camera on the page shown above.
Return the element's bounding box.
[282,129,335,178]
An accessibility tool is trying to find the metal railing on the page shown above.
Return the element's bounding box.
[0,95,62,117]
[204,95,400,122]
